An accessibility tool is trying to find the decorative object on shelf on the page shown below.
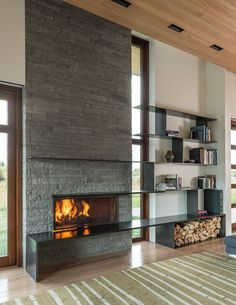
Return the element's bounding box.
[184,159,196,163]
[166,130,179,137]
[155,183,166,192]
[197,210,208,217]
[177,177,182,190]
[182,186,191,190]
[165,174,177,190]
[198,175,216,189]
[165,150,174,162]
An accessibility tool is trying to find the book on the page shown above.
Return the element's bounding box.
[190,125,212,141]
[189,148,217,165]
[198,175,216,189]
[190,125,206,141]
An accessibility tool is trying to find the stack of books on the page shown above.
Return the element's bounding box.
[189,148,217,165]
[190,125,211,141]
[198,175,216,189]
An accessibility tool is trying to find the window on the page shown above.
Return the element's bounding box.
[231,121,236,230]
[0,85,22,267]
[131,36,149,240]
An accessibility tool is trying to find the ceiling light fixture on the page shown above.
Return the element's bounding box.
[168,24,184,33]
[111,0,131,8]
[210,44,224,51]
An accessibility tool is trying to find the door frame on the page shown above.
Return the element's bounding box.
[0,84,22,267]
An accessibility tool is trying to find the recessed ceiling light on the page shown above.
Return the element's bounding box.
[168,24,184,33]
[210,44,224,51]
[111,0,131,8]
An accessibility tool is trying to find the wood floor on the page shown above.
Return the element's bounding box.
[0,239,225,304]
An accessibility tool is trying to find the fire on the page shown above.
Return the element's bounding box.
[79,200,90,217]
[55,230,77,239]
[55,199,90,225]
[83,227,91,236]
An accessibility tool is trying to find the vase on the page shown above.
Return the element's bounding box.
[165,150,174,163]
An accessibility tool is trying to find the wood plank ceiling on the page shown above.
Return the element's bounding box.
[65,0,236,73]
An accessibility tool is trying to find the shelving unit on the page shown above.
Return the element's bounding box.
[134,104,217,163]
[52,188,216,201]
[28,211,225,244]
[134,133,217,144]
[134,104,225,247]
[134,104,217,122]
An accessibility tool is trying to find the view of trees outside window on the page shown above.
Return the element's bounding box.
[0,100,8,257]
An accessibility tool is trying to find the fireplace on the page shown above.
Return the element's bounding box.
[52,194,118,231]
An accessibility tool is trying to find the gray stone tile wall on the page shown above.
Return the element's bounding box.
[23,0,132,266]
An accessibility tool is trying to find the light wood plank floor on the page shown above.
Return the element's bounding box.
[0,239,225,303]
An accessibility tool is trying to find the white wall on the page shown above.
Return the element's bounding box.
[147,38,231,241]
[151,40,201,113]
[226,71,236,120]
[0,0,25,85]
[203,62,231,235]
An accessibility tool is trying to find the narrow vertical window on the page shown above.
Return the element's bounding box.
[0,85,21,268]
[131,37,149,240]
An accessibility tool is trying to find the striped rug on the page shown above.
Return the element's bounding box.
[3,252,236,305]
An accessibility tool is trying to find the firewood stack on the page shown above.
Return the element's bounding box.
[174,217,221,247]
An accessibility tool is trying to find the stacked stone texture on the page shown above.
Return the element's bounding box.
[23,0,132,266]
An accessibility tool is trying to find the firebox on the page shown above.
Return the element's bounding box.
[52,194,118,231]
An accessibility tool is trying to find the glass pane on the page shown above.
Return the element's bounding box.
[231,130,236,145]
[0,133,8,257]
[132,145,141,238]
[132,46,140,77]
[231,169,236,184]
[231,150,236,165]
[132,76,141,135]
[132,194,141,238]
[232,208,236,224]
[132,45,141,136]
[132,46,142,239]
[231,189,236,204]
[0,100,8,125]
[132,145,140,190]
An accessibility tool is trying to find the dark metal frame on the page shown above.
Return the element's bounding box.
[231,120,236,230]
[132,35,149,242]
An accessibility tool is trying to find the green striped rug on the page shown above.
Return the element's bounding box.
[3,252,236,305]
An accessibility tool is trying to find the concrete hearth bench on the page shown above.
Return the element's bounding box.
[224,235,236,257]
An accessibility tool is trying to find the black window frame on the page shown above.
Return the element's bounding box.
[131,36,149,241]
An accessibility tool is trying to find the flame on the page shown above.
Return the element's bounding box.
[83,228,91,236]
[82,200,90,217]
[55,230,77,239]
[55,199,90,226]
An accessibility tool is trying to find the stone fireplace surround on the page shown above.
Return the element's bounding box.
[23,0,132,267]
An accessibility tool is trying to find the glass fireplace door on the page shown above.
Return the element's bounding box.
[0,95,16,267]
